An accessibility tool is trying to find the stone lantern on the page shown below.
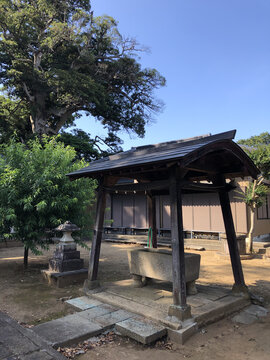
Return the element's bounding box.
[49,221,84,273]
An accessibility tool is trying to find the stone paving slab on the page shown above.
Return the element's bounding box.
[232,304,268,325]
[66,296,102,310]
[76,304,116,321]
[33,313,103,348]
[244,304,268,317]
[115,318,167,344]
[0,311,65,360]
[232,311,258,325]
[94,309,134,330]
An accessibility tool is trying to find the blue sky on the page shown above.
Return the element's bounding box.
[72,0,270,150]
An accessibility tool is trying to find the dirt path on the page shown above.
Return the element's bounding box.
[1,241,270,359]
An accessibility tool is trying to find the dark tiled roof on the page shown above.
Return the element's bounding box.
[68,130,243,179]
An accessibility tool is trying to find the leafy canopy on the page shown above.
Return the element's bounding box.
[238,132,270,179]
[0,0,165,140]
[0,136,96,254]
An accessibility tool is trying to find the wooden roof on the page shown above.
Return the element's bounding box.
[68,130,259,181]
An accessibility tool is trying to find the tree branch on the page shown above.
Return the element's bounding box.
[22,83,35,102]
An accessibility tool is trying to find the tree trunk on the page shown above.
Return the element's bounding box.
[24,246,29,269]
[247,207,255,253]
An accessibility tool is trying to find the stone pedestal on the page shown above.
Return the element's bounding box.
[49,242,84,272]
[43,221,86,287]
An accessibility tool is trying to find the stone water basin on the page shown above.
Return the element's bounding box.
[127,248,201,295]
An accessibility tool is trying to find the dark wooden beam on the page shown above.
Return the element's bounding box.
[147,193,157,248]
[214,175,247,291]
[84,178,107,290]
[168,168,191,320]
[103,179,171,192]
[104,180,235,194]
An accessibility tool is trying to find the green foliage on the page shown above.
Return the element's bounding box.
[58,129,123,162]
[0,137,96,254]
[0,0,165,140]
[0,95,32,143]
[238,132,270,179]
[241,181,268,209]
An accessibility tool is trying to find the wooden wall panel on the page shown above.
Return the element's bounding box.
[134,195,147,228]
[231,189,248,233]
[209,193,225,232]
[193,194,211,231]
[161,195,170,228]
[112,195,123,227]
[182,194,193,230]
[122,196,134,227]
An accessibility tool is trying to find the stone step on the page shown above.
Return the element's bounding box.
[33,312,103,348]
[91,290,182,330]
[33,301,135,348]
[115,318,167,345]
[66,296,103,311]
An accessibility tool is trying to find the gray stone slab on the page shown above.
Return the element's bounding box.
[20,350,55,360]
[115,318,167,344]
[65,296,102,310]
[0,330,40,355]
[94,309,134,330]
[232,312,257,325]
[33,313,103,347]
[0,312,65,360]
[244,304,268,317]
[0,342,13,358]
[77,305,116,321]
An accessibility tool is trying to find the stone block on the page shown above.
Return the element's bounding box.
[42,268,88,287]
[20,350,55,360]
[65,296,102,311]
[244,304,268,317]
[0,342,13,358]
[49,258,84,272]
[33,313,103,348]
[94,309,134,330]
[232,312,257,325]
[57,243,77,251]
[115,318,167,344]
[53,249,81,260]
[77,305,116,321]
[127,248,200,293]
[167,320,198,344]
[0,330,39,355]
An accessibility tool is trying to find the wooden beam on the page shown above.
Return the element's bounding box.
[214,175,246,289]
[147,193,157,248]
[104,180,235,194]
[168,168,191,320]
[87,179,107,286]
[103,179,170,192]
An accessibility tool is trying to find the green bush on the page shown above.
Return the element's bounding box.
[0,136,96,265]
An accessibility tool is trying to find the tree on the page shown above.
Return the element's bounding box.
[0,136,96,267]
[238,132,270,179]
[237,176,268,253]
[238,133,270,253]
[0,0,165,141]
[58,128,123,162]
[0,95,32,143]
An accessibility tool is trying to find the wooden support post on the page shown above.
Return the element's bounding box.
[168,169,191,321]
[84,180,107,291]
[215,175,248,295]
[147,193,157,248]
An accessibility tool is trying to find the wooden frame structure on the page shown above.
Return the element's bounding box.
[68,130,259,320]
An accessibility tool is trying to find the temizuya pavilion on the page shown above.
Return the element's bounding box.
[67,130,259,321]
